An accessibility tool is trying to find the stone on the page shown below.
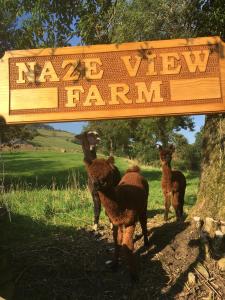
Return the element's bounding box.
[217,258,225,271]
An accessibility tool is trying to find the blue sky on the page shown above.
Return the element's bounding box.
[49,115,205,144]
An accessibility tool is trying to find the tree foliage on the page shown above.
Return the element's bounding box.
[111,0,192,43]
[85,0,195,164]
[85,117,195,166]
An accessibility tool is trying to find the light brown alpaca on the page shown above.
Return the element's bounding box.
[85,157,149,282]
[76,131,121,230]
[158,144,186,222]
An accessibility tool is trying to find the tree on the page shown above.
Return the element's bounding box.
[85,0,195,161]
[84,119,136,156]
[85,116,194,164]
[0,123,37,145]
[111,0,192,43]
[186,1,225,219]
[192,115,225,219]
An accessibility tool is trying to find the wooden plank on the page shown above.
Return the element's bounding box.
[170,78,221,101]
[0,36,225,124]
[10,88,58,110]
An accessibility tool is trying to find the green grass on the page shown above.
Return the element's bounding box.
[0,150,199,230]
[0,150,199,299]
[0,150,86,188]
[0,126,201,299]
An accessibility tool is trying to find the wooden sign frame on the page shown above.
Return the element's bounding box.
[1,36,225,124]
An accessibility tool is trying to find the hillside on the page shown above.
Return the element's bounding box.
[31,128,82,152]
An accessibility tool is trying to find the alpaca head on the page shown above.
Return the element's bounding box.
[157,144,175,165]
[75,131,100,151]
[85,157,116,192]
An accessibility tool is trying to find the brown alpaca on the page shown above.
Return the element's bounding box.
[76,131,121,230]
[158,144,186,222]
[85,157,149,282]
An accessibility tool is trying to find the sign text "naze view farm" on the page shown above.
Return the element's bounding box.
[15,49,210,107]
[0,36,225,124]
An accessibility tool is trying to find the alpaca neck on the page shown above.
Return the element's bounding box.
[162,163,172,191]
[98,190,124,225]
[162,163,172,178]
[82,142,96,162]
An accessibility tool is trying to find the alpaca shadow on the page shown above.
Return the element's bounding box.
[164,238,203,298]
[130,221,190,299]
[165,232,225,298]
[136,221,190,258]
[147,209,164,218]
[133,209,164,243]
[0,211,170,300]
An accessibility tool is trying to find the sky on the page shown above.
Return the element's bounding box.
[49,114,205,144]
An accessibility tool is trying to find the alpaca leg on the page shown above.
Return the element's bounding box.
[122,225,138,282]
[104,210,113,229]
[92,191,101,230]
[172,192,182,221]
[178,190,185,219]
[112,225,123,271]
[139,211,149,246]
[164,193,171,221]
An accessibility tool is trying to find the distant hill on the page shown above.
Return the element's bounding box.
[31,128,82,152]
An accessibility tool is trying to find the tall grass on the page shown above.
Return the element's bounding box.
[0,150,200,234]
[1,187,95,228]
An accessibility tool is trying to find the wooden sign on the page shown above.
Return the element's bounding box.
[1,36,225,124]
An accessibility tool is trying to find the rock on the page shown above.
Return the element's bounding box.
[217,258,225,271]
[221,224,225,234]
[193,216,202,229]
[196,263,209,279]
[188,272,196,287]
[204,217,216,237]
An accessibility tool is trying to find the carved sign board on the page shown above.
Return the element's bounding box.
[1,36,225,124]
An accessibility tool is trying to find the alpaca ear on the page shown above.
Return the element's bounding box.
[75,131,88,141]
[107,156,115,164]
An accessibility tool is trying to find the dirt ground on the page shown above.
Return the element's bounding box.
[0,212,225,300]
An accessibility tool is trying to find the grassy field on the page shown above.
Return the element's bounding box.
[0,149,199,299]
[31,128,82,151]
[0,149,199,231]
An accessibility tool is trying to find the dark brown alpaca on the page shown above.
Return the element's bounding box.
[158,144,186,222]
[76,131,121,230]
[85,157,149,282]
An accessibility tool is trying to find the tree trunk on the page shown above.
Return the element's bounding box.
[191,115,225,219]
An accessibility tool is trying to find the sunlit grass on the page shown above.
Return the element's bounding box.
[0,150,200,238]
